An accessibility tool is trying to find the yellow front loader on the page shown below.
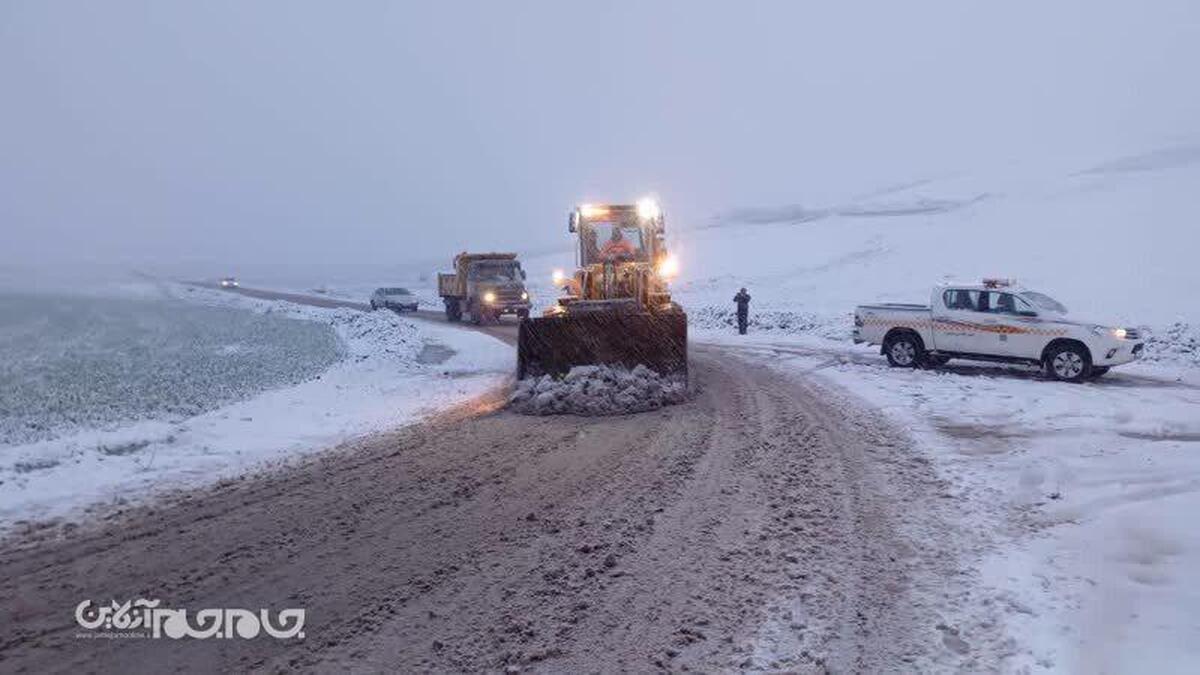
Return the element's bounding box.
[517,199,688,381]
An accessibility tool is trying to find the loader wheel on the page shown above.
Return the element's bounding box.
[517,309,530,320]
[1045,342,1091,382]
[370,300,377,311]
[883,332,922,368]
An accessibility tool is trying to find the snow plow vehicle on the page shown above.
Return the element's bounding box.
[854,279,1145,382]
[438,252,531,324]
[517,199,688,381]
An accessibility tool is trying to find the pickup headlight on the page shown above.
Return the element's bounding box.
[1091,325,1127,339]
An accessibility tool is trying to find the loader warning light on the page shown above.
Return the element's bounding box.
[579,204,609,218]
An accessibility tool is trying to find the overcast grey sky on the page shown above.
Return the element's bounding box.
[2,1,1198,268]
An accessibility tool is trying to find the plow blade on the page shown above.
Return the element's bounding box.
[517,311,688,381]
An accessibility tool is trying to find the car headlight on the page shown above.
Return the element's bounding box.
[483,291,496,304]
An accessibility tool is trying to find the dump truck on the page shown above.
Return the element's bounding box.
[438,252,531,324]
[516,199,688,381]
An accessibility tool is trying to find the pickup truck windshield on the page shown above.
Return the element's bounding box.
[469,262,520,282]
[1022,291,1067,314]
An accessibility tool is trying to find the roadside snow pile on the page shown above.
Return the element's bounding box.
[509,364,687,416]
[687,305,851,341]
[1144,322,1200,367]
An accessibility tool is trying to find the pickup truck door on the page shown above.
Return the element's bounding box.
[931,288,985,353]
[978,291,1042,358]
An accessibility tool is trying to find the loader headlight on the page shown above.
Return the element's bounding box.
[552,269,566,284]
[483,291,496,304]
[656,254,679,279]
[637,198,661,220]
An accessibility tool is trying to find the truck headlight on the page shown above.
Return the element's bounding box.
[483,291,496,304]
[521,291,529,300]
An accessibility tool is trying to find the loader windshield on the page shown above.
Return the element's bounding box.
[582,222,648,265]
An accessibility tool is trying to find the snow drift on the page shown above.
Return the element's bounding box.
[509,364,688,416]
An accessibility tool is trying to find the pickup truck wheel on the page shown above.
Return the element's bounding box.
[884,333,922,368]
[369,300,377,311]
[1046,344,1090,382]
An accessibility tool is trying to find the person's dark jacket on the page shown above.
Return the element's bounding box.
[733,290,751,315]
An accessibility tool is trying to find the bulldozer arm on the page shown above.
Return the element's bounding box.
[517,310,688,381]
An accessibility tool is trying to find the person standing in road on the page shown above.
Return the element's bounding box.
[733,287,751,335]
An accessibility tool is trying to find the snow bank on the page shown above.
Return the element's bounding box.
[509,364,687,416]
[0,284,512,533]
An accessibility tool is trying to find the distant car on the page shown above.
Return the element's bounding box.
[370,287,419,312]
[219,277,239,289]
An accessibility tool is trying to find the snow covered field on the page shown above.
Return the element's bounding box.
[0,283,511,532]
[0,290,344,446]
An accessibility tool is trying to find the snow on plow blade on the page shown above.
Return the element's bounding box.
[517,311,688,381]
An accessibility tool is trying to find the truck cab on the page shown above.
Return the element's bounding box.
[438,252,531,324]
[854,279,1145,381]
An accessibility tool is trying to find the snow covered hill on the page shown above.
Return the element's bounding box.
[677,145,1200,328]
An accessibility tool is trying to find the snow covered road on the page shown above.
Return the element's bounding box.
[0,344,971,672]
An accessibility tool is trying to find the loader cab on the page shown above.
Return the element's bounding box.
[569,201,665,268]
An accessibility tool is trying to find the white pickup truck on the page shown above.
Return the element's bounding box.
[853,280,1144,381]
